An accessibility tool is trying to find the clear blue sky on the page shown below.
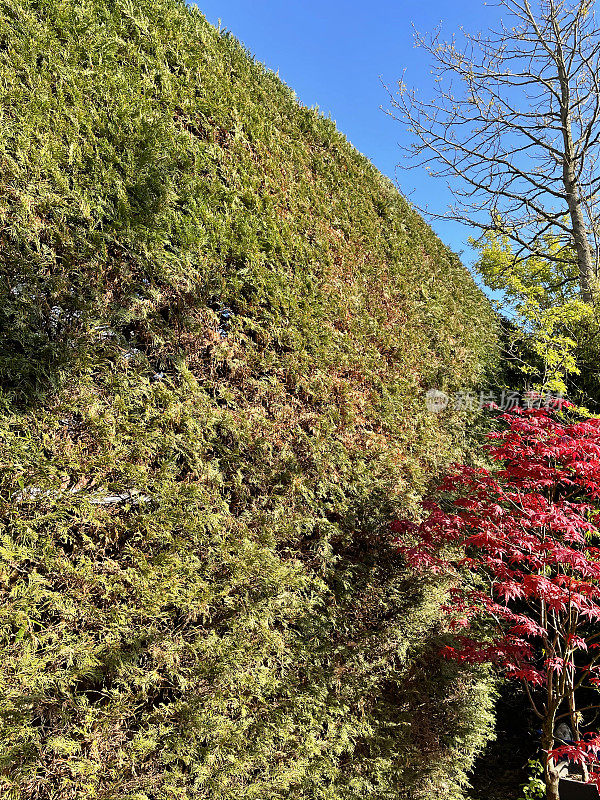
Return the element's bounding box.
[192,0,503,269]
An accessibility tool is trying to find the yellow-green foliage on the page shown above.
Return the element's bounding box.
[473,230,600,407]
[0,0,498,798]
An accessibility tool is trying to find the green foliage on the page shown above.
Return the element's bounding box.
[0,0,499,797]
[519,759,546,800]
[473,230,600,408]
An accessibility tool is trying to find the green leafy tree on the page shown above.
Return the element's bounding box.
[473,228,600,407]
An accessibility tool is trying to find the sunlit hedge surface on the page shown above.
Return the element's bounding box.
[0,1,498,797]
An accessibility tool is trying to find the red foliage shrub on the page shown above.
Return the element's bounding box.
[393,408,600,795]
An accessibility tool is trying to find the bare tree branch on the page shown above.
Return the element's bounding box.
[385,0,600,303]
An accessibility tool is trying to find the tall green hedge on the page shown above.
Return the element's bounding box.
[0,1,498,797]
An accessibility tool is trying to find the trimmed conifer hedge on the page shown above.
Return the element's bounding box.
[0,1,498,797]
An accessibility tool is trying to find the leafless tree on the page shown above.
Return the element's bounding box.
[387,0,600,303]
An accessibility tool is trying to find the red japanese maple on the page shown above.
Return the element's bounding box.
[393,407,600,800]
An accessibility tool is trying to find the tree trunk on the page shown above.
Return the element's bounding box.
[554,13,596,304]
[564,173,595,304]
[542,715,560,800]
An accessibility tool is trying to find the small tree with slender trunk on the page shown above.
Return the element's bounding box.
[388,0,600,303]
[393,407,600,799]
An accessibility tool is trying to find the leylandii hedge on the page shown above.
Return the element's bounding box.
[0,1,498,798]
